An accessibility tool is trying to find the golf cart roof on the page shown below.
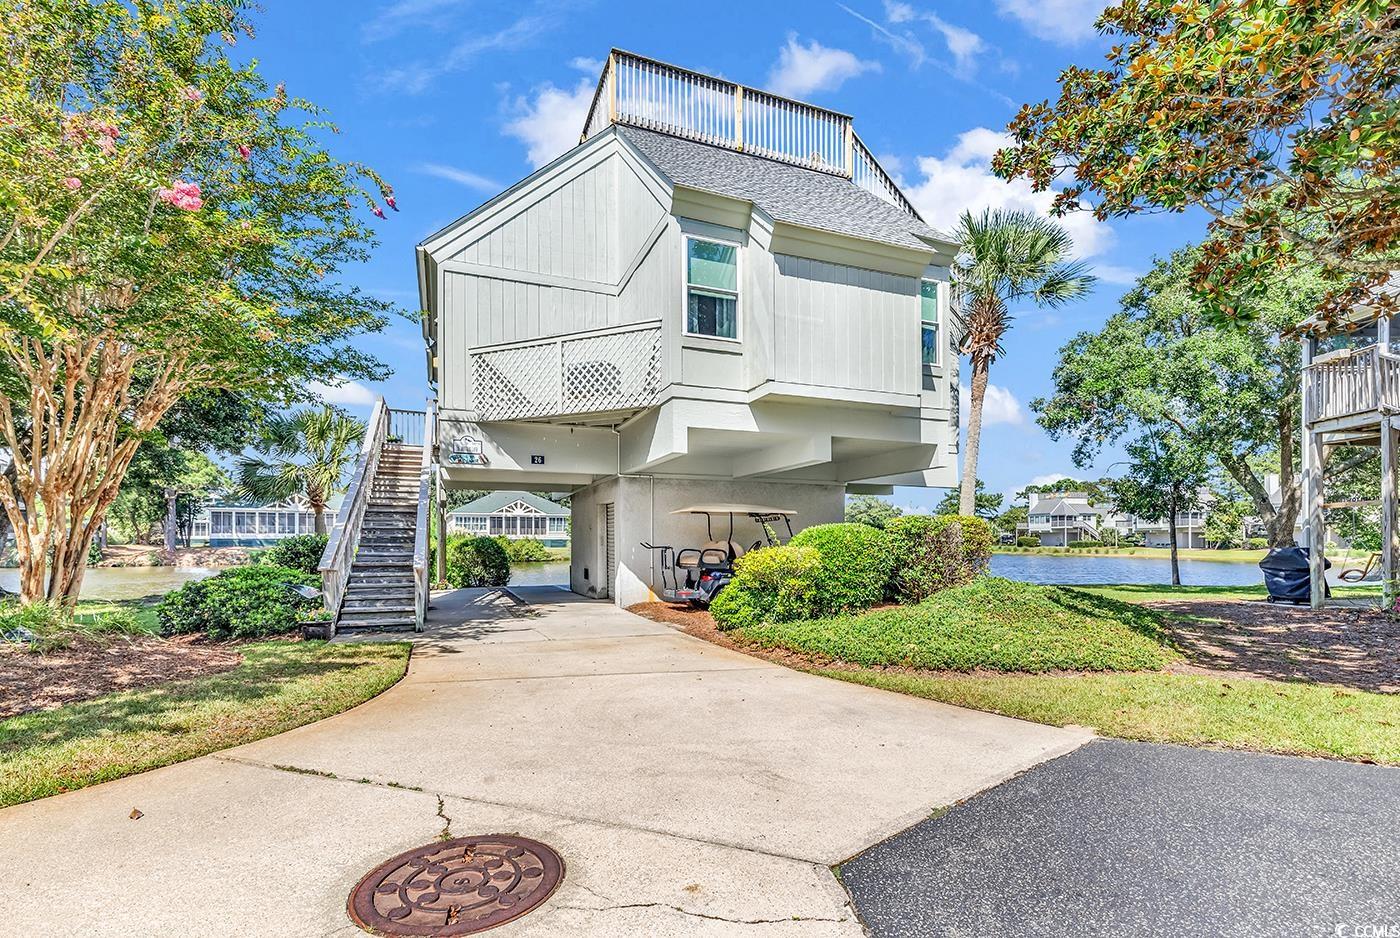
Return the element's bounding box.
[670,504,796,516]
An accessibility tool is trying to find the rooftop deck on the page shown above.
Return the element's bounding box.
[582,49,919,219]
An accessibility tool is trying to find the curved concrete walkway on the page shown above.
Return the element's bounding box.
[0,586,1089,936]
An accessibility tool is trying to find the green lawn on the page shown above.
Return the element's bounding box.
[721,576,1397,765]
[1075,583,1382,604]
[820,668,1400,765]
[0,639,410,808]
[736,577,1178,673]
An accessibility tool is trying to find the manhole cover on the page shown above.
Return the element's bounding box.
[348,835,564,936]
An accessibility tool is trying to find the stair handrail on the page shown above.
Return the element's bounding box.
[412,397,437,631]
[319,396,389,624]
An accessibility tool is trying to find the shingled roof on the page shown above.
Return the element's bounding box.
[449,491,569,517]
[617,126,948,253]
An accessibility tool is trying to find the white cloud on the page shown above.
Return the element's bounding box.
[839,3,926,67]
[378,13,555,94]
[959,383,1026,427]
[882,1,986,77]
[995,0,1111,45]
[766,35,880,98]
[568,56,603,74]
[502,77,595,168]
[310,378,377,407]
[1093,263,1142,286]
[363,0,467,41]
[905,126,1115,259]
[416,162,502,192]
[1027,472,1072,488]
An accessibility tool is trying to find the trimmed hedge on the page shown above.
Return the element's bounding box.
[157,564,319,640]
[445,535,511,588]
[264,534,328,574]
[1016,535,1040,547]
[886,514,994,603]
[1067,539,1103,548]
[504,537,552,563]
[710,545,821,631]
[787,522,894,616]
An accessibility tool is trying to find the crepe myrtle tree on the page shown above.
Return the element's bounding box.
[993,0,1399,326]
[0,2,397,603]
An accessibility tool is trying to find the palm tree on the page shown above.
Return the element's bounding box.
[236,406,365,534]
[952,208,1095,515]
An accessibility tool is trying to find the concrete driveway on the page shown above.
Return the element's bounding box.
[0,586,1087,936]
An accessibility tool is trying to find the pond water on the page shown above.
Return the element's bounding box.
[988,553,1269,587]
[0,566,221,602]
[510,560,571,586]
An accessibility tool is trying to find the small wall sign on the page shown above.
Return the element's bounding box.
[447,433,487,466]
[530,455,545,465]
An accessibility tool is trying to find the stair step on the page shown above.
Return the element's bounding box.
[336,616,416,631]
[342,602,414,614]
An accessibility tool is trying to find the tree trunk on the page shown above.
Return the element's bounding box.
[959,353,991,516]
[314,504,327,536]
[1167,489,1182,587]
[163,487,178,553]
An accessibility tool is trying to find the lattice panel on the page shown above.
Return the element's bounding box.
[561,327,661,415]
[471,324,661,422]
[473,342,560,421]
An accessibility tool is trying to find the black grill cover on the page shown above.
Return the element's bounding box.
[1258,547,1330,601]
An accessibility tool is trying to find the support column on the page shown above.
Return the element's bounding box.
[434,475,447,585]
[1307,429,1327,609]
[1383,416,1396,608]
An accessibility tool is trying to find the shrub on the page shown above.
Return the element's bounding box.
[444,535,511,588]
[886,514,995,603]
[504,537,552,563]
[1067,539,1102,548]
[1246,538,1268,550]
[264,534,329,574]
[1016,536,1040,547]
[787,522,894,616]
[710,545,822,631]
[0,601,152,652]
[157,565,319,640]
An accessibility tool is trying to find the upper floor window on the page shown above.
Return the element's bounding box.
[686,237,739,340]
[920,280,940,366]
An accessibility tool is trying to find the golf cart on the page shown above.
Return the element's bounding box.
[641,504,796,606]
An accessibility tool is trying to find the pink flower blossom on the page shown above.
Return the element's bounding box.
[62,177,82,191]
[384,195,398,212]
[97,124,119,138]
[183,86,203,103]
[96,136,116,155]
[157,180,203,211]
[236,144,251,160]
[371,204,385,219]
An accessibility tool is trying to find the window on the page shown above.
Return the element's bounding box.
[210,511,232,535]
[920,280,940,366]
[686,238,738,339]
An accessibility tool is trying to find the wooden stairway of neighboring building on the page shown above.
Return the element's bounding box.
[336,443,423,631]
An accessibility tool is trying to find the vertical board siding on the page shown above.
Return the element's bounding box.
[438,149,676,411]
[772,254,917,394]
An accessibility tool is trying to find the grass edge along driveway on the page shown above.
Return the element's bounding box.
[724,579,1399,766]
[0,639,410,808]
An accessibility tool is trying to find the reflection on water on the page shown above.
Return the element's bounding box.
[0,566,220,601]
[510,560,570,586]
[990,553,1273,586]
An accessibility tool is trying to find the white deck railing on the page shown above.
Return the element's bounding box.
[471,320,663,422]
[318,397,388,622]
[582,50,921,218]
[411,400,436,632]
[1305,345,1400,423]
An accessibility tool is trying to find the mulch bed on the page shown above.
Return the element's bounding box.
[0,636,245,720]
[1150,599,1400,694]
[629,598,1400,694]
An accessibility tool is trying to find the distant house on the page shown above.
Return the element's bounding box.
[448,492,569,547]
[1020,489,1207,548]
[192,493,341,547]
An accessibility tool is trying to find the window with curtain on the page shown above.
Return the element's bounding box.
[686,238,738,339]
[920,280,940,366]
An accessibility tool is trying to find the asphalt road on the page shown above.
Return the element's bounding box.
[840,739,1400,938]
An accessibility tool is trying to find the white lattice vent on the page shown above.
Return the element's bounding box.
[472,322,662,422]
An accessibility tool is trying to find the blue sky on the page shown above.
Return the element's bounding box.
[242,0,1207,511]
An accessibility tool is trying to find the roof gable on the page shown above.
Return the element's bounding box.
[450,491,569,516]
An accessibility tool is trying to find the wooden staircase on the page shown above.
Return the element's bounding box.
[337,444,422,631]
[318,398,436,636]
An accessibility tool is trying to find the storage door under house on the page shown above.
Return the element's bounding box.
[602,503,616,600]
